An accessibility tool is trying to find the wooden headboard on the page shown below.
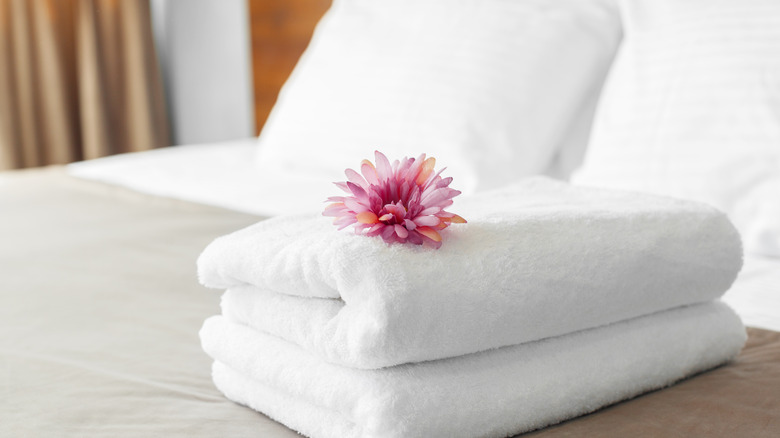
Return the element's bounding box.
[248,0,332,135]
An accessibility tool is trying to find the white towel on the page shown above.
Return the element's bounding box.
[198,178,743,368]
[200,301,746,438]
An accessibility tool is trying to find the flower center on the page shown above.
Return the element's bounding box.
[377,202,407,224]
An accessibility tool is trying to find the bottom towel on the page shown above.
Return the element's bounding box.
[200,301,746,438]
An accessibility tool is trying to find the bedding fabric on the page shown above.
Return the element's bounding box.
[66,139,338,216]
[255,0,622,191]
[572,0,780,257]
[199,178,742,369]
[2,168,780,437]
[724,255,780,333]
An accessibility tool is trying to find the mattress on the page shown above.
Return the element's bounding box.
[2,167,779,437]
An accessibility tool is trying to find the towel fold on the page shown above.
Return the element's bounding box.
[198,178,742,368]
[200,301,746,438]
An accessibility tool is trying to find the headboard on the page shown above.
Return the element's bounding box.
[248,0,332,135]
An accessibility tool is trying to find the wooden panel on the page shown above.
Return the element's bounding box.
[248,0,331,135]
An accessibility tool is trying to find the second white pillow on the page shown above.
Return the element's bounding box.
[573,0,780,256]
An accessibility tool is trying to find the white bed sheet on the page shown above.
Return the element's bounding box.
[67,142,780,332]
[723,255,780,333]
[67,139,336,216]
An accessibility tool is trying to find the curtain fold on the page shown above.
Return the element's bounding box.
[0,0,169,170]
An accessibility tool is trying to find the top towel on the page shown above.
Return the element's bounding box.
[198,177,743,369]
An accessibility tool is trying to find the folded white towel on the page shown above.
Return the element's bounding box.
[200,301,746,438]
[199,178,743,368]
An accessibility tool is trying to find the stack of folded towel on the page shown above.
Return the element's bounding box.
[198,177,746,438]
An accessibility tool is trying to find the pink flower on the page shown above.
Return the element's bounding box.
[323,151,466,249]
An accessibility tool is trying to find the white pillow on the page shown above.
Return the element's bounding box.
[256,0,622,193]
[574,0,780,256]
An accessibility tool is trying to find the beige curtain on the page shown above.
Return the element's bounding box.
[0,0,169,170]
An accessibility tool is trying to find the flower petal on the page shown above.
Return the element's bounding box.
[406,230,424,245]
[366,223,385,235]
[420,188,456,208]
[323,202,346,217]
[436,176,453,188]
[347,181,370,204]
[413,215,440,227]
[369,191,383,212]
[345,168,368,189]
[424,238,443,249]
[356,211,379,224]
[416,226,442,242]
[418,206,441,216]
[394,224,409,239]
[399,180,411,205]
[397,157,413,182]
[374,151,392,181]
[415,157,436,186]
[333,181,351,193]
[424,167,449,190]
[333,216,357,230]
[344,198,368,213]
[361,160,379,185]
[406,154,425,183]
[380,225,396,240]
[384,203,407,222]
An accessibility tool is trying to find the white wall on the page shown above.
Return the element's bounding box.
[150,0,255,145]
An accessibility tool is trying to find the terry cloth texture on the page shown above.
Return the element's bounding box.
[199,177,743,368]
[200,302,746,438]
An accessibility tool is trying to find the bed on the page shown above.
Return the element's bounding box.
[3,155,780,437]
[3,0,780,436]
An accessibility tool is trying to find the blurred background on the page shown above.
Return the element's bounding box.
[0,0,330,170]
